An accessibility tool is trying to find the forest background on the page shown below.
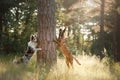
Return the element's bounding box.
[0,0,120,80]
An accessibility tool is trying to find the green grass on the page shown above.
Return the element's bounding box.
[0,54,120,80]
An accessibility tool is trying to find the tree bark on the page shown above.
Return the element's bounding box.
[113,0,120,61]
[98,0,105,60]
[37,0,56,67]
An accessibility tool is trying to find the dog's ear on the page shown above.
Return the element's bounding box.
[30,35,34,41]
[34,33,38,42]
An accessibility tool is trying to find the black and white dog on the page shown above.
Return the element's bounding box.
[13,33,41,64]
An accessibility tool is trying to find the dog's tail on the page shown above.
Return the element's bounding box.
[73,56,81,65]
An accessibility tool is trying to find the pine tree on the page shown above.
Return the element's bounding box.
[37,0,57,68]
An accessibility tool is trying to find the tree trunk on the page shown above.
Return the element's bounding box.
[0,14,3,52]
[37,0,56,68]
[113,0,120,61]
[98,0,105,60]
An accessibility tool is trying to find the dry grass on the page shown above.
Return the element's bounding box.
[0,55,120,80]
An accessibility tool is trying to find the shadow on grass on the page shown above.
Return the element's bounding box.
[0,64,22,80]
[0,63,35,80]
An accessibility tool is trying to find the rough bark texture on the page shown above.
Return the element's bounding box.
[37,0,56,67]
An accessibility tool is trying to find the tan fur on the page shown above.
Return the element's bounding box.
[54,28,81,68]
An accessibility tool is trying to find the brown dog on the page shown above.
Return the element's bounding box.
[54,28,81,68]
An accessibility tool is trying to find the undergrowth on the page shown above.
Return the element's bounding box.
[0,54,120,80]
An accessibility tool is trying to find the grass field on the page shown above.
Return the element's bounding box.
[0,55,120,80]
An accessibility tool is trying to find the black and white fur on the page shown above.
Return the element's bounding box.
[13,33,41,64]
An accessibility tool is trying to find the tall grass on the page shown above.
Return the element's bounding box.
[0,55,120,80]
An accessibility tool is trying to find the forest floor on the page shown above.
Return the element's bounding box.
[0,54,120,80]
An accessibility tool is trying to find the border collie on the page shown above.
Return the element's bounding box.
[13,33,41,64]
